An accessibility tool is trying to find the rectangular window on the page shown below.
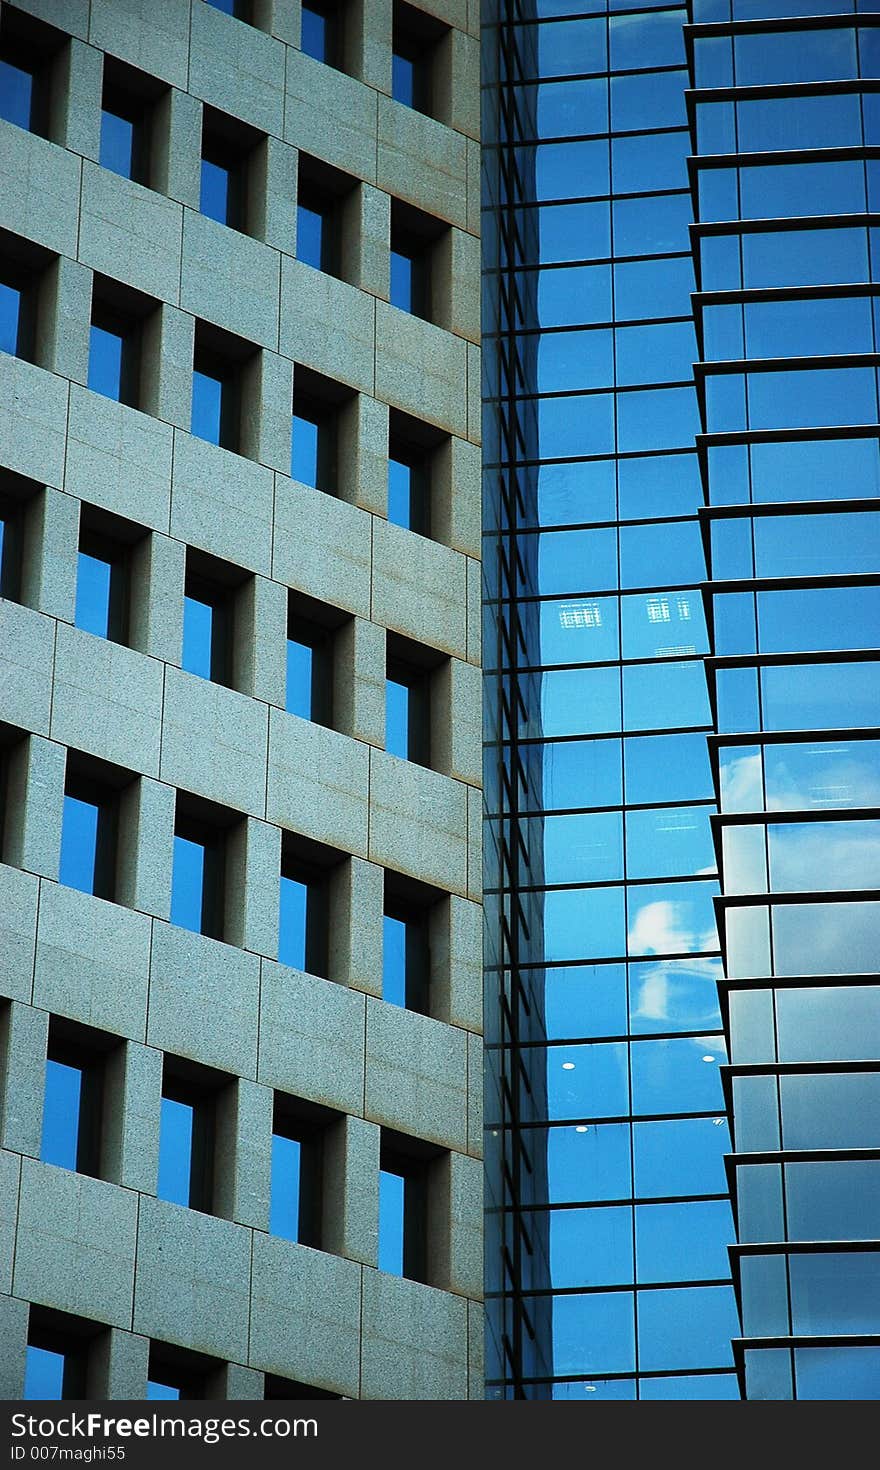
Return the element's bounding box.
[0,491,24,602]
[182,569,232,685]
[157,1061,224,1213]
[0,51,35,130]
[171,800,228,941]
[75,528,129,644]
[279,849,329,977]
[383,889,430,1012]
[379,1131,431,1282]
[300,1,341,66]
[88,278,156,410]
[390,201,446,324]
[388,412,436,535]
[191,323,252,453]
[286,594,339,725]
[291,368,352,495]
[99,60,158,187]
[59,763,120,902]
[0,14,58,139]
[392,1,446,117]
[270,1095,333,1248]
[0,250,41,364]
[24,1314,95,1401]
[386,634,432,765]
[200,108,261,234]
[296,156,354,279]
[203,0,251,18]
[39,1021,107,1178]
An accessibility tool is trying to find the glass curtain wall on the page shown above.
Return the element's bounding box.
[483,0,739,1400]
[690,0,880,1401]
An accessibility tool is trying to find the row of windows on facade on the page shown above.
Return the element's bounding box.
[0,9,455,327]
[0,492,448,769]
[30,1012,445,1289]
[0,259,451,537]
[0,744,445,1014]
[24,1309,341,1400]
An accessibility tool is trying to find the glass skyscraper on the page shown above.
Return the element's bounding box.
[483,0,880,1401]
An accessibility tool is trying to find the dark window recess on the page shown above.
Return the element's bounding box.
[74,507,144,647]
[200,107,262,234]
[388,409,443,536]
[147,1341,224,1401]
[386,631,436,766]
[0,245,44,363]
[88,276,159,411]
[300,0,342,68]
[291,368,351,494]
[383,870,432,1013]
[171,795,233,941]
[279,836,333,978]
[202,0,252,21]
[191,322,256,454]
[99,59,162,186]
[0,10,65,139]
[183,569,233,686]
[0,470,38,603]
[286,591,346,725]
[390,200,442,321]
[39,1019,116,1179]
[157,1056,229,1214]
[23,1311,101,1400]
[392,1,447,117]
[379,1129,438,1284]
[296,156,354,278]
[270,1094,337,1248]
[59,759,124,902]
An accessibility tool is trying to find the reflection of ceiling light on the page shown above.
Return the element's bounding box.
[559,603,602,630]
[713,1118,725,1126]
[575,1125,588,1134]
[702,1054,715,1062]
[647,597,670,623]
[584,1385,597,1393]
[562,1061,575,1070]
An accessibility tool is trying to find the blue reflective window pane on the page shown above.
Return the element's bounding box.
[386,678,409,758]
[532,264,612,328]
[551,1378,637,1400]
[170,834,205,933]
[300,6,328,61]
[618,452,701,521]
[297,202,324,269]
[626,806,715,881]
[100,109,134,179]
[631,1036,726,1116]
[623,660,711,732]
[59,794,99,895]
[0,280,20,355]
[611,69,687,131]
[392,52,415,107]
[200,157,230,224]
[552,1291,635,1376]
[157,1095,194,1206]
[291,412,319,486]
[539,739,623,811]
[383,913,407,1007]
[534,77,608,139]
[534,528,617,595]
[795,1346,880,1401]
[540,665,621,738]
[147,1382,181,1401]
[532,459,617,526]
[543,964,628,1040]
[550,1205,633,1288]
[535,139,609,202]
[279,874,308,970]
[41,1059,82,1170]
[75,551,112,639]
[539,596,618,664]
[625,733,712,805]
[270,1132,302,1241]
[24,1346,65,1400]
[638,1284,737,1371]
[182,594,214,679]
[633,1117,730,1198]
[541,886,627,964]
[546,1122,632,1204]
[538,811,623,885]
[378,1169,405,1275]
[641,1372,740,1400]
[388,457,413,528]
[612,130,690,195]
[636,1200,733,1283]
[286,638,313,719]
[191,369,223,445]
[628,879,718,956]
[537,201,611,264]
[610,9,686,69]
[0,59,32,129]
[789,1251,880,1335]
[545,1042,630,1120]
[630,957,723,1034]
[621,590,707,659]
[390,249,414,311]
[613,193,692,257]
[525,18,607,78]
[88,324,123,401]
[614,256,694,322]
[531,329,613,395]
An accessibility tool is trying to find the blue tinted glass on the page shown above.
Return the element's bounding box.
[297,203,323,269]
[191,369,223,445]
[383,913,407,1006]
[291,412,319,486]
[552,1291,635,1376]
[0,59,32,130]
[147,1382,181,1400]
[545,1123,631,1204]
[386,678,409,759]
[75,551,112,638]
[182,595,213,679]
[270,1132,302,1241]
[392,52,415,106]
[378,1168,405,1274]
[641,1373,741,1400]
[631,1037,726,1116]
[550,1205,632,1288]
[638,1284,738,1371]
[388,457,413,528]
[40,1059,82,1170]
[88,324,124,401]
[634,1117,730,1197]
[157,1095,194,1206]
[390,249,413,311]
[300,5,327,61]
[286,638,313,719]
[24,1346,65,1400]
[59,795,99,895]
[170,834,205,933]
[279,874,308,970]
[205,0,237,11]
[99,109,134,179]
[0,280,21,355]
[200,157,230,224]
[636,1199,733,1282]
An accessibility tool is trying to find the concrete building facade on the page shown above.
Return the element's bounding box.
[0,0,482,1401]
